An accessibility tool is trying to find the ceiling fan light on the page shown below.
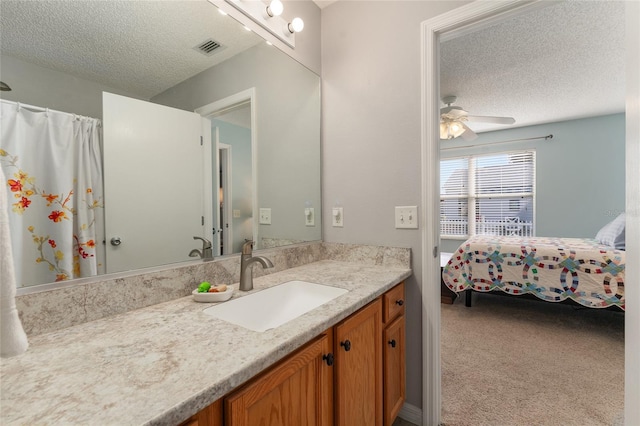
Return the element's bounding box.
[440,121,465,140]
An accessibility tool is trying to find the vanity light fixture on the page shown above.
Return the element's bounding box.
[223,0,300,48]
[265,0,283,17]
[287,17,304,33]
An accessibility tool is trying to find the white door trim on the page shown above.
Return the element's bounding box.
[421,1,639,425]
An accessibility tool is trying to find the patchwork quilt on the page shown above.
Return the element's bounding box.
[442,236,625,310]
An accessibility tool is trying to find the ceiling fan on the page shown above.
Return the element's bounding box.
[440,95,515,141]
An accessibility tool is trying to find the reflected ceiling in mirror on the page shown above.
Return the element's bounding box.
[0,1,263,101]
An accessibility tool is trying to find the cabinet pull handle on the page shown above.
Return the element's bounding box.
[388,339,397,348]
[340,340,351,352]
[395,299,404,306]
[322,353,334,366]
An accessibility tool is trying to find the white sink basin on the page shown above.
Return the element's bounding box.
[202,280,348,332]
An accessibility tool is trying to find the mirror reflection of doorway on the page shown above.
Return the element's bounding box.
[196,89,256,257]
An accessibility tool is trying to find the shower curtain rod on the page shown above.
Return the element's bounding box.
[0,99,100,123]
[441,134,553,151]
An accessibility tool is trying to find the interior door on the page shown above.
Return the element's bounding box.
[103,92,207,273]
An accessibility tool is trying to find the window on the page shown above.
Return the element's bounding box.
[440,150,535,238]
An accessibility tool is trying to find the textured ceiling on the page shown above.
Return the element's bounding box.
[440,1,626,133]
[1,1,626,128]
[0,1,264,99]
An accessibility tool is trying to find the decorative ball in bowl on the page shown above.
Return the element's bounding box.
[192,283,234,303]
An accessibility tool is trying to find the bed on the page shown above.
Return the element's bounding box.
[442,235,625,311]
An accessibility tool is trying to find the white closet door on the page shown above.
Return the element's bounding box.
[103,92,206,273]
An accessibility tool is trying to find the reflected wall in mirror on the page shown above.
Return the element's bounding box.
[0,0,321,288]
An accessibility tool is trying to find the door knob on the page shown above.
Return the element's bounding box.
[388,339,397,348]
[340,340,351,352]
[395,299,404,306]
[110,237,122,246]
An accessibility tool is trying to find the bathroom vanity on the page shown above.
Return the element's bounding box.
[186,281,405,426]
[0,253,411,426]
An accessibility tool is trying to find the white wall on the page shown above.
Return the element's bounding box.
[321,0,470,409]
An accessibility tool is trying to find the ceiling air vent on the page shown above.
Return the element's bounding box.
[195,38,222,56]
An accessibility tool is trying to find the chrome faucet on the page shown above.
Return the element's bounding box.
[239,240,274,291]
[189,236,213,260]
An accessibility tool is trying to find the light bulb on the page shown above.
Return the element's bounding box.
[288,17,304,33]
[266,0,284,17]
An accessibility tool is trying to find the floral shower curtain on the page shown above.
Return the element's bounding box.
[0,100,105,287]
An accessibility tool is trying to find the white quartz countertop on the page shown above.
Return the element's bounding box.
[1,260,411,425]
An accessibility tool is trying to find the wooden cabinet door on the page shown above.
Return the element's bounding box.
[383,315,405,426]
[178,399,222,426]
[334,299,382,426]
[224,332,333,426]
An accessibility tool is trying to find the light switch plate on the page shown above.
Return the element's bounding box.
[259,208,271,225]
[233,209,241,218]
[332,207,343,227]
[305,208,315,226]
[395,206,418,229]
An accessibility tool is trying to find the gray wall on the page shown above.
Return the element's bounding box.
[0,55,143,118]
[321,0,470,409]
[153,43,322,248]
[440,113,626,254]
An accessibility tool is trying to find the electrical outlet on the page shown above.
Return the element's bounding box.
[305,208,315,226]
[395,206,418,229]
[332,207,343,227]
[259,208,271,225]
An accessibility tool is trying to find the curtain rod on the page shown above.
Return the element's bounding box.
[441,134,553,151]
[0,99,100,123]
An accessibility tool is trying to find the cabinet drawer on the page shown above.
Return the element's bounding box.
[383,282,405,324]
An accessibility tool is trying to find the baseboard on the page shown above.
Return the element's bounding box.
[398,402,422,424]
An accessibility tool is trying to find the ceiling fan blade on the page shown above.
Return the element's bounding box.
[465,115,515,125]
[460,123,478,141]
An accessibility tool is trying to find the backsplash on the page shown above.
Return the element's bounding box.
[15,242,411,336]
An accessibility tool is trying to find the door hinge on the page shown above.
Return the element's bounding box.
[200,136,203,146]
[201,216,204,226]
[433,245,438,258]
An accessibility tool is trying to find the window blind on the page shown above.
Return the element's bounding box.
[440,150,535,237]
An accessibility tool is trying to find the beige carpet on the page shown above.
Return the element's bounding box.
[441,292,624,426]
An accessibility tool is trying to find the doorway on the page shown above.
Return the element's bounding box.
[421,2,640,426]
[196,88,257,256]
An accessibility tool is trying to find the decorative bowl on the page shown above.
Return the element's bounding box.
[192,285,234,303]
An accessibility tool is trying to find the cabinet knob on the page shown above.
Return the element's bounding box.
[395,299,404,306]
[322,353,334,366]
[388,339,397,348]
[340,340,351,352]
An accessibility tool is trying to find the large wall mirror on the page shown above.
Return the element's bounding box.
[0,0,321,288]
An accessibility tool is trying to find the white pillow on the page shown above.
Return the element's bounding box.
[595,213,626,249]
